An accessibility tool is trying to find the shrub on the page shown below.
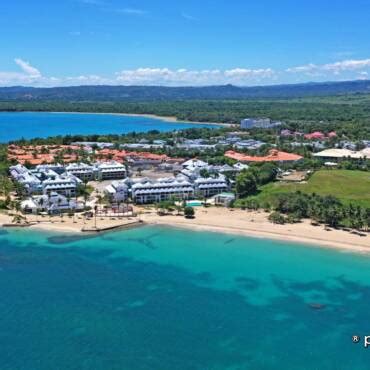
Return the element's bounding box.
[184,206,195,219]
[268,211,286,224]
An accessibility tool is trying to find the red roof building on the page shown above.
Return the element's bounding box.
[304,131,326,140]
[225,149,303,163]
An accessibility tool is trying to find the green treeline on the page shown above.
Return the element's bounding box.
[0,96,369,139]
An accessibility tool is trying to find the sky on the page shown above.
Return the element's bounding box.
[1,0,370,87]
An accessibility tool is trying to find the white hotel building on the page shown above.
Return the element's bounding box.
[105,180,129,202]
[10,164,42,194]
[95,161,126,180]
[131,177,194,204]
[42,175,81,197]
[66,163,95,181]
[194,175,229,197]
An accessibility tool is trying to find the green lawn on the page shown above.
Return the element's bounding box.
[249,170,370,208]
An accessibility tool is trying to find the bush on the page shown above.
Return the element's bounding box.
[268,211,286,224]
[286,212,301,223]
[184,206,195,219]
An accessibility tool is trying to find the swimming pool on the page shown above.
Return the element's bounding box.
[186,200,203,207]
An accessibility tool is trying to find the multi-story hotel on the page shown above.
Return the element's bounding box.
[194,175,229,197]
[131,177,194,204]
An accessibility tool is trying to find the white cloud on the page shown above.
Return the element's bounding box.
[323,59,370,73]
[0,59,43,85]
[116,8,147,15]
[65,75,108,84]
[286,63,318,73]
[224,68,275,79]
[14,58,41,78]
[1,56,370,87]
[115,67,275,86]
[287,58,370,76]
[357,71,369,80]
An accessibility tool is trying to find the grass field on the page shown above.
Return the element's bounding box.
[247,170,370,208]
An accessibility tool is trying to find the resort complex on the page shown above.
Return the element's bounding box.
[2,1,370,368]
[0,114,368,239]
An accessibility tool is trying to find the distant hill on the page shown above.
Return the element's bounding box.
[1,80,370,101]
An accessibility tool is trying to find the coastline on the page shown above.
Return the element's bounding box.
[1,208,368,254]
[152,220,370,254]
[140,208,370,254]
[49,111,228,127]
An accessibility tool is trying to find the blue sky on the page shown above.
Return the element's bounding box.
[1,0,370,86]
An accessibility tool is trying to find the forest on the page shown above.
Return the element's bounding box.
[0,94,370,139]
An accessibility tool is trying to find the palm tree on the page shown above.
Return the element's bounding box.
[0,176,13,197]
[94,205,98,229]
[175,204,183,216]
[37,197,44,223]
[12,200,27,224]
[58,197,63,222]
[96,194,103,213]
[12,214,24,224]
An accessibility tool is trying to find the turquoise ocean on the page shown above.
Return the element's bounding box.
[0,112,217,142]
[0,225,369,369]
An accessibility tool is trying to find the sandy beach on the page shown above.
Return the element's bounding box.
[0,212,142,234]
[51,111,228,127]
[1,207,369,253]
[140,207,370,253]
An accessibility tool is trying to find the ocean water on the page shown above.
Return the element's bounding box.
[0,225,370,370]
[0,112,217,142]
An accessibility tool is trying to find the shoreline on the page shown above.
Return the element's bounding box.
[1,208,368,254]
[150,219,370,254]
[48,111,229,127]
[139,208,370,254]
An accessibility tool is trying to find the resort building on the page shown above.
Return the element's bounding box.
[182,159,208,169]
[122,143,164,150]
[313,148,370,161]
[35,164,66,175]
[66,163,95,181]
[194,175,229,197]
[225,149,303,163]
[71,141,115,149]
[95,161,126,180]
[131,177,194,204]
[9,164,42,194]
[42,175,81,197]
[240,118,282,129]
[21,192,83,214]
[233,162,249,171]
[7,144,80,165]
[181,159,209,180]
[208,164,236,175]
[304,131,337,140]
[10,163,83,197]
[125,152,170,167]
[177,142,218,151]
[104,180,129,202]
[213,192,236,207]
[233,139,265,150]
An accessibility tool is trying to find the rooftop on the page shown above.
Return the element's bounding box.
[225,149,303,162]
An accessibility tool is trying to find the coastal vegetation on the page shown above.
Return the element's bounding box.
[241,170,370,208]
[235,170,370,230]
[0,94,370,139]
[1,80,370,100]
[266,192,369,230]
